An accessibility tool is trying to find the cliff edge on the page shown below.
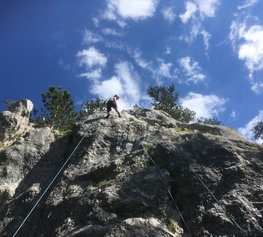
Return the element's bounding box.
[0,105,262,236]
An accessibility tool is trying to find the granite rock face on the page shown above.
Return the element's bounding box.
[0,99,34,147]
[0,108,262,237]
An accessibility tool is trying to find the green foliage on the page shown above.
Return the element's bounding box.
[97,179,110,187]
[81,97,106,117]
[166,219,176,233]
[147,84,178,111]
[147,84,195,122]
[197,116,221,125]
[34,86,78,131]
[176,127,193,132]
[172,105,195,123]
[252,121,263,139]
[143,144,155,154]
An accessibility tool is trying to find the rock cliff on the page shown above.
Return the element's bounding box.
[0,105,262,237]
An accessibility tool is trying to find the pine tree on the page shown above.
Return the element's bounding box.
[81,97,106,116]
[35,86,77,131]
[197,116,221,125]
[147,84,195,122]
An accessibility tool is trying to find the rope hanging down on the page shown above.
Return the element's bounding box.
[145,152,192,236]
[12,127,90,237]
[191,170,247,236]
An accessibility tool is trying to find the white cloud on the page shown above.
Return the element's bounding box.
[83,30,102,44]
[180,92,226,118]
[238,0,258,10]
[104,0,158,22]
[201,30,211,51]
[79,69,102,80]
[179,0,220,51]
[165,47,171,54]
[92,17,100,27]
[179,0,219,23]
[238,110,263,143]
[178,56,206,84]
[230,110,236,119]
[91,62,142,109]
[133,50,152,69]
[157,59,173,78]
[77,47,107,68]
[92,76,123,98]
[238,25,263,72]
[131,50,177,82]
[197,0,220,18]
[229,20,263,93]
[102,28,123,36]
[179,1,197,24]
[162,7,176,23]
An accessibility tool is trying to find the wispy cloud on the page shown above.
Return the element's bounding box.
[180,0,220,22]
[230,110,237,119]
[103,0,158,23]
[79,69,102,80]
[229,19,263,93]
[200,30,211,52]
[91,62,143,109]
[92,17,100,27]
[162,7,176,23]
[82,30,102,44]
[102,28,124,36]
[197,0,220,18]
[77,47,107,80]
[179,0,220,51]
[132,49,177,82]
[165,47,171,54]
[238,110,263,143]
[178,56,206,84]
[77,47,107,68]
[157,59,173,78]
[179,1,197,24]
[58,58,71,71]
[238,0,258,10]
[133,49,152,69]
[180,92,226,118]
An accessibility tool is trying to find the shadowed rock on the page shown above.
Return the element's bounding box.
[0,108,262,237]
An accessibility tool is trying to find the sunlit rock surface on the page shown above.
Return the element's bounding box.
[0,108,262,237]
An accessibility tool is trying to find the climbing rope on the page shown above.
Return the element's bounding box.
[190,170,248,236]
[141,120,246,236]
[12,125,90,237]
[141,121,192,235]
[145,152,192,236]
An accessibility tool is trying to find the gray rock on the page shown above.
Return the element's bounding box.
[0,108,262,237]
[8,99,33,116]
[0,99,34,147]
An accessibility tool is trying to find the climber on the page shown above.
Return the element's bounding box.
[105,95,121,118]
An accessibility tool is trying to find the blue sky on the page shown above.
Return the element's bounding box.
[1,0,263,143]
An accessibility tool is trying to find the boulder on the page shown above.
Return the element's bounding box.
[7,99,34,117]
[0,99,33,147]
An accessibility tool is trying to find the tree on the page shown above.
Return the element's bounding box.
[252,121,263,139]
[80,97,106,116]
[147,84,178,112]
[197,116,221,125]
[147,84,195,122]
[35,86,77,131]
